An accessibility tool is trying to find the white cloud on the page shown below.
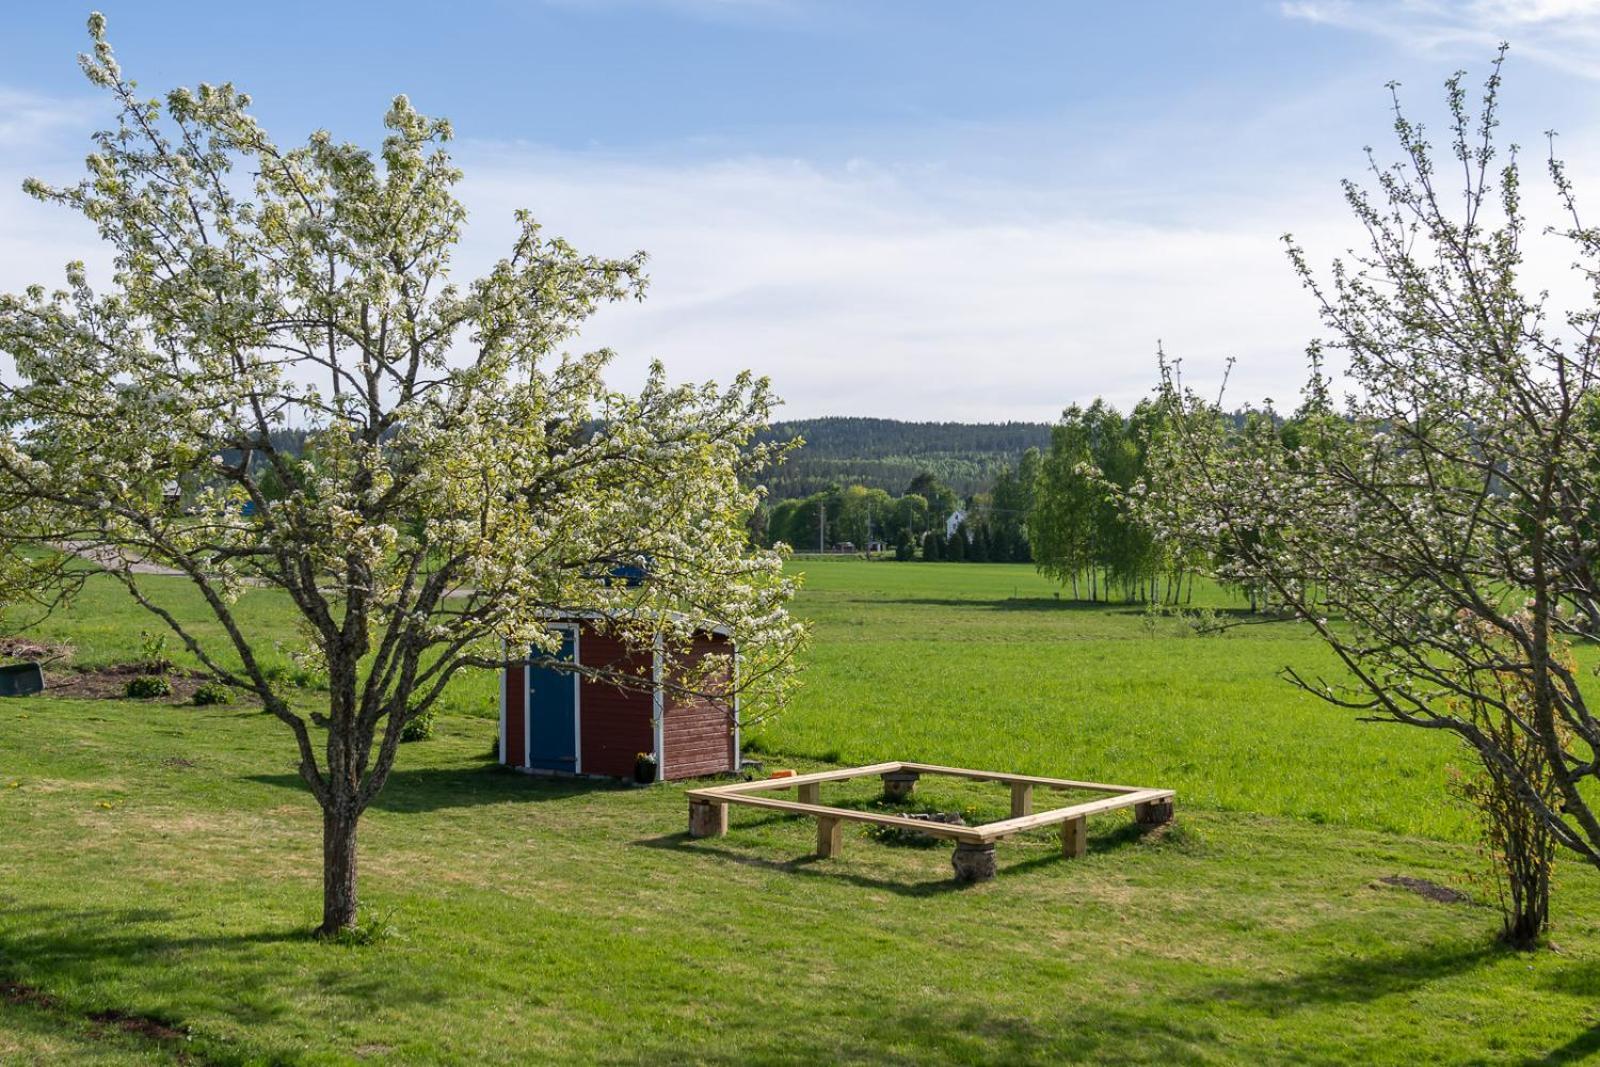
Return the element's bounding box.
[1283,0,1600,77]
[5,80,1595,425]
[455,149,1334,420]
[0,88,101,151]
[0,87,113,307]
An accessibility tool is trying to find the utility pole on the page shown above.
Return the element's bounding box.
[818,500,826,554]
[866,501,873,558]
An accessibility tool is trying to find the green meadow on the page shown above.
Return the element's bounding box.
[754,560,1473,839]
[2,560,1599,1064]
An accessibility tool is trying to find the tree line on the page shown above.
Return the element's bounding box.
[753,417,1051,498]
[757,401,1201,598]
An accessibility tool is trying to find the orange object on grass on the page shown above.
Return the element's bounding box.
[768,769,796,779]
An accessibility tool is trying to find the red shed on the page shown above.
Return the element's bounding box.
[498,614,739,782]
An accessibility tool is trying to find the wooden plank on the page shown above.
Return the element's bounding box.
[1060,815,1087,859]
[975,789,1175,841]
[817,816,843,858]
[688,762,905,799]
[699,792,987,842]
[1010,782,1033,818]
[686,760,1172,852]
[692,761,1152,799]
[897,761,1147,795]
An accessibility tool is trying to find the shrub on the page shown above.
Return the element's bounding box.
[400,705,437,743]
[1447,617,1570,948]
[191,681,233,706]
[124,674,172,699]
[261,662,328,695]
[135,630,175,674]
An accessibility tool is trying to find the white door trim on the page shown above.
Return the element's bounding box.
[731,644,741,772]
[652,633,665,782]
[498,638,507,765]
[571,625,583,775]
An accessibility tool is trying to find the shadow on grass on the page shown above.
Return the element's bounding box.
[0,904,309,1029]
[641,804,1178,892]
[1196,938,1500,1015]
[244,764,633,812]
[0,902,447,1037]
[599,996,1220,1066]
[1530,1024,1600,1066]
[632,832,968,898]
[636,822,1163,895]
[0,904,302,958]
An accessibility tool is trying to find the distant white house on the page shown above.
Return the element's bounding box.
[945,509,967,538]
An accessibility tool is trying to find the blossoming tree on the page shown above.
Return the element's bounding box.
[0,16,803,935]
[1143,54,1600,944]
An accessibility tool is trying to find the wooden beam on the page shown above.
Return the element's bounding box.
[687,762,905,800]
[1060,816,1086,859]
[685,762,1173,856]
[897,761,1148,795]
[1010,782,1033,818]
[816,816,843,858]
[691,792,987,843]
[974,790,1176,842]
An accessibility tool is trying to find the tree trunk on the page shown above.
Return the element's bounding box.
[1504,873,1549,949]
[320,804,360,935]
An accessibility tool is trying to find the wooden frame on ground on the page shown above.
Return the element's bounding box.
[685,761,1174,882]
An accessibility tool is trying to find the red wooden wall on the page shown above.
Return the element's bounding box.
[575,632,654,778]
[662,635,735,780]
[504,663,526,768]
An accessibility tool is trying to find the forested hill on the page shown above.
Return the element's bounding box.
[755,417,1052,500]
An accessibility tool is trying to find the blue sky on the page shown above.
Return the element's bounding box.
[4,1,1600,419]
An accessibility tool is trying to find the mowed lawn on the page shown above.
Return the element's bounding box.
[1,563,1599,1064]
[756,561,1485,839]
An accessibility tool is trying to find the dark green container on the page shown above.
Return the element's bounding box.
[0,662,44,697]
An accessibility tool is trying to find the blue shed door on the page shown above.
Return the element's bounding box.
[527,628,578,772]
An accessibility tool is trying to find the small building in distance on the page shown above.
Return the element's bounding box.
[498,613,738,783]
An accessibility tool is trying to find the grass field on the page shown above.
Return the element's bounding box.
[2,560,1599,1064]
[753,560,1488,838]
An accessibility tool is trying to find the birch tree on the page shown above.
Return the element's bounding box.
[0,15,803,935]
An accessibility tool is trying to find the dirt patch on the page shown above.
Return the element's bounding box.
[0,638,73,664]
[42,665,243,706]
[86,1008,188,1043]
[1377,875,1471,905]
[1,979,62,1011]
[4,978,192,1056]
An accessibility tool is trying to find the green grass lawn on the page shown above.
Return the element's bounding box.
[754,560,1483,838]
[2,561,1599,1064]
